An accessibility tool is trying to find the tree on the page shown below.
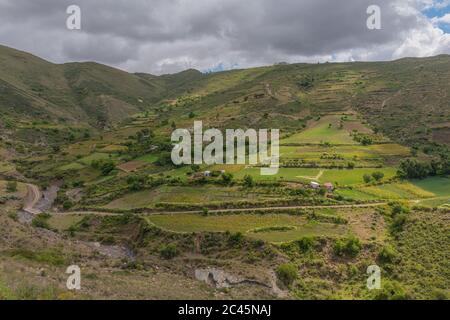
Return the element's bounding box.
[398,159,432,179]
[100,161,115,176]
[156,152,174,167]
[221,173,234,185]
[372,171,385,181]
[92,159,115,176]
[361,136,373,146]
[363,174,372,183]
[127,175,146,191]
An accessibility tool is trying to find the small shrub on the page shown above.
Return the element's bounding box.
[372,171,385,181]
[334,236,362,257]
[62,200,74,210]
[390,202,410,216]
[296,237,316,253]
[201,208,209,216]
[276,263,298,287]
[378,245,397,263]
[374,280,408,300]
[391,214,408,234]
[228,232,244,246]
[6,181,17,193]
[243,175,255,188]
[159,243,179,260]
[432,289,448,300]
[32,213,52,230]
[8,212,18,221]
[221,173,234,185]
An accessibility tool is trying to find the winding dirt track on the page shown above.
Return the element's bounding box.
[23,184,42,215]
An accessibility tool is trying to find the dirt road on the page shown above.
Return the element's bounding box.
[19,184,393,218]
[57,202,388,217]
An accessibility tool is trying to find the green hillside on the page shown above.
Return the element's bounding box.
[0,45,449,300]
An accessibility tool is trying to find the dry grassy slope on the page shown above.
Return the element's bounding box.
[0,45,165,127]
[0,187,279,300]
[152,57,450,147]
[0,203,278,299]
[352,56,450,146]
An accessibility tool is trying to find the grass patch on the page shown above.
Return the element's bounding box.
[137,154,159,163]
[411,177,450,197]
[281,116,357,145]
[78,153,112,165]
[5,248,66,266]
[320,168,397,185]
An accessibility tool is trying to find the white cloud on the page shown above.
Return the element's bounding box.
[432,13,450,24]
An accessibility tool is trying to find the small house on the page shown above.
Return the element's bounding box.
[324,182,334,191]
[310,182,320,189]
[204,171,212,177]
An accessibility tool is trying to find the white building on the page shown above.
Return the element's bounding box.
[310,181,320,189]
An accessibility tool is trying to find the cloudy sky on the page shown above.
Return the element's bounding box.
[1,0,450,74]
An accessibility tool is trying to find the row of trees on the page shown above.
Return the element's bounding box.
[363,171,385,183]
[398,157,450,179]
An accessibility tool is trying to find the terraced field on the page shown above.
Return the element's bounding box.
[104,185,280,210]
[146,207,385,243]
[233,167,397,185]
[334,178,450,207]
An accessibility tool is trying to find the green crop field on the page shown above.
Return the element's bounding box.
[57,162,85,172]
[233,167,322,182]
[411,177,450,197]
[137,154,159,163]
[99,145,128,153]
[319,167,397,185]
[281,144,410,160]
[233,167,397,185]
[281,121,356,145]
[78,153,113,165]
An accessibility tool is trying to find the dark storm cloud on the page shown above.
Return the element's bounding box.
[0,0,446,74]
[226,0,415,55]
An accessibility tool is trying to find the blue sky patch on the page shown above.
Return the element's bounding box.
[423,4,450,33]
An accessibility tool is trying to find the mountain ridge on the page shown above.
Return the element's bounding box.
[0,44,449,150]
